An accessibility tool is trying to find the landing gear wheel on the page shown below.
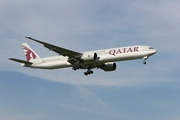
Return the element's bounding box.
[84,72,88,76]
[90,71,93,74]
[72,65,81,71]
[72,67,77,71]
[84,70,94,76]
[143,56,148,65]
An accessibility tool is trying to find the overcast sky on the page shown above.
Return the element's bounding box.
[0,0,180,120]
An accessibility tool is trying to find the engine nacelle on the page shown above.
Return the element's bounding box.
[100,62,116,71]
[80,52,97,62]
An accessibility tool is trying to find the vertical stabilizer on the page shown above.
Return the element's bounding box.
[22,43,40,62]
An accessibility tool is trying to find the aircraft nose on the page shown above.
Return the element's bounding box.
[148,48,157,56]
[151,49,157,55]
[154,49,157,54]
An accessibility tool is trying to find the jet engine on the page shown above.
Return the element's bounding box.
[100,62,116,71]
[80,53,97,62]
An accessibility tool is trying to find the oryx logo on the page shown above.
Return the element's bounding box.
[23,46,36,61]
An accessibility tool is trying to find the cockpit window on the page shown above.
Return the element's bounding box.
[149,47,154,49]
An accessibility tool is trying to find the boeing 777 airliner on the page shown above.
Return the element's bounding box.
[9,37,156,75]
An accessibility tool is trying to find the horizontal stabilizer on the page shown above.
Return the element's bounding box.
[9,58,32,64]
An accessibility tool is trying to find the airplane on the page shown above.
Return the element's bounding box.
[9,37,157,75]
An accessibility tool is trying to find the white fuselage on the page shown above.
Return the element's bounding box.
[23,45,156,69]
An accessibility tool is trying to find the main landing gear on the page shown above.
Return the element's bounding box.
[143,56,148,64]
[72,65,82,70]
[84,70,94,76]
[84,66,94,76]
[72,65,94,76]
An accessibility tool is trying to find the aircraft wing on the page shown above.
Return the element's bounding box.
[25,37,82,58]
[9,58,32,64]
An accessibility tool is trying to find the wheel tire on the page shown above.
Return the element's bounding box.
[84,72,88,75]
[72,67,76,70]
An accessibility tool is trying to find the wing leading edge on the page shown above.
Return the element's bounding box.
[25,37,82,58]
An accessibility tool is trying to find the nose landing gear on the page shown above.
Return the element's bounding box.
[143,56,148,64]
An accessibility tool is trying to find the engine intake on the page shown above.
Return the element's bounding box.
[80,53,97,62]
[100,62,116,71]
